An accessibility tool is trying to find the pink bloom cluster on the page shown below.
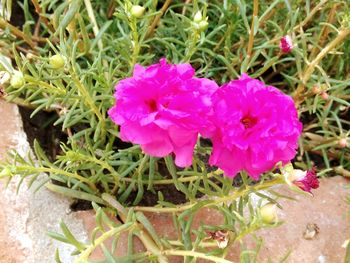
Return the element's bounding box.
[108,59,218,167]
[208,74,302,179]
[109,59,303,180]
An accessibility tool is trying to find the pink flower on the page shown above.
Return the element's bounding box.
[208,74,302,179]
[279,35,294,53]
[292,168,319,194]
[108,59,218,167]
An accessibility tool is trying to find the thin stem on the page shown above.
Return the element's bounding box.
[84,0,109,76]
[146,0,172,39]
[71,74,106,139]
[130,17,141,67]
[293,28,350,106]
[24,75,67,95]
[134,177,284,213]
[31,0,55,32]
[247,0,259,58]
[163,249,233,263]
[84,0,103,52]
[168,240,217,248]
[74,223,134,263]
[102,194,170,263]
[16,165,97,191]
[183,31,200,62]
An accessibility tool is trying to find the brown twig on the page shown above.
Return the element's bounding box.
[0,18,36,49]
[247,0,259,58]
[145,0,172,39]
[107,2,116,19]
[181,0,191,15]
[31,0,55,32]
[309,3,339,59]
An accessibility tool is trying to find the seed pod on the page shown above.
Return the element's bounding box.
[260,203,278,224]
[338,138,347,148]
[49,54,65,69]
[130,5,145,18]
[198,20,209,31]
[320,92,329,100]
[10,71,24,88]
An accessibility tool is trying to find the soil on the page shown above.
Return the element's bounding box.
[19,107,67,161]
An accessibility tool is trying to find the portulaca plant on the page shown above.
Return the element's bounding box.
[0,0,349,262]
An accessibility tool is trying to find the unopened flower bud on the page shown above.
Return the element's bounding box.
[193,11,203,23]
[260,203,278,224]
[280,35,294,53]
[338,138,347,148]
[320,92,329,100]
[26,53,35,61]
[49,54,65,69]
[130,5,145,18]
[10,71,24,88]
[311,85,321,94]
[198,20,209,31]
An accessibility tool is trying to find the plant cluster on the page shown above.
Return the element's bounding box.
[0,0,349,262]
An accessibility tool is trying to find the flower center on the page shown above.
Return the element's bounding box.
[146,100,157,112]
[240,116,257,129]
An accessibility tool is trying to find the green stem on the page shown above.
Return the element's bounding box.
[163,249,233,263]
[24,75,67,95]
[71,74,106,139]
[16,165,97,191]
[183,31,200,62]
[134,177,284,213]
[168,240,217,248]
[84,0,109,76]
[130,17,141,67]
[74,222,134,263]
[102,194,170,263]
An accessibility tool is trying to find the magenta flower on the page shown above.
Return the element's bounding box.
[208,74,302,179]
[292,168,319,194]
[280,35,294,53]
[108,59,218,167]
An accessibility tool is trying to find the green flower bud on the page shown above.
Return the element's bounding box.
[49,54,65,69]
[10,71,24,88]
[260,203,278,224]
[130,5,145,18]
[198,20,209,31]
[193,11,203,23]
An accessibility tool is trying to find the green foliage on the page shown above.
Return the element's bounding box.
[0,0,349,262]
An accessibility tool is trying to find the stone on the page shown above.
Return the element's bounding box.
[0,100,89,263]
[242,176,350,263]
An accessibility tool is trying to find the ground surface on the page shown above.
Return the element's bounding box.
[0,100,88,263]
[0,100,349,262]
